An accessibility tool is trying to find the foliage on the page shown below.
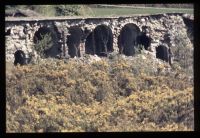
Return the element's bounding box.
[170,25,193,76]
[55,5,81,16]
[134,44,145,54]
[5,5,94,17]
[6,53,193,132]
[54,5,94,16]
[5,5,56,17]
[34,33,53,58]
[31,5,56,17]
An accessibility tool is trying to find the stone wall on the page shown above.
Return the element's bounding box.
[5,13,193,62]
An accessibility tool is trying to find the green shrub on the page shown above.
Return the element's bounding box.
[31,5,56,17]
[5,5,94,17]
[55,5,94,16]
[34,33,53,58]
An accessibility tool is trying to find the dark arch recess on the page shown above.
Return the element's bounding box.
[118,23,141,56]
[33,26,60,58]
[33,26,53,44]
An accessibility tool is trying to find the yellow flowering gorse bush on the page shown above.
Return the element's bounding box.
[6,54,193,132]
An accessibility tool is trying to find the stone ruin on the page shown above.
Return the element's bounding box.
[5,13,193,63]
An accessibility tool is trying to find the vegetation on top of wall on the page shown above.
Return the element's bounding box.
[54,5,94,16]
[5,5,94,17]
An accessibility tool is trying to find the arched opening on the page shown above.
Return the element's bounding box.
[33,26,60,58]
[5,28,11,36]
[156,45,169,62]
[118,23,141,56]
[85,31,95,55]
[182,17,193,43]
[34,26,53,43]
[90,24,113,57]
[66,26,84,58]
[14,50,26,66]
[137,26,152,50]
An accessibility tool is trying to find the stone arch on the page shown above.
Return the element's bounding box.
[66,25,84,58]
[85,31,95,55]
[14,50,26,66]
[34,26,52,43]
[182,17,193,43]
[91,24,113,56]
[118,23,141,56]
[5,28,11,36]
[33,26,60,58]
[137,26,152,50]
[156,45,169,62]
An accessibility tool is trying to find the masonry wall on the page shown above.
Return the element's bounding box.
[5,13,193,62]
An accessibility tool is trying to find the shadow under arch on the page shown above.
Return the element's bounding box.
[85,24,113,57]
[118,23,141,56]
[33,26,61,58]
[156,45,169,62]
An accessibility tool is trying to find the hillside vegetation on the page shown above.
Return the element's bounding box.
[6,52,193,132]
[5,5,94,17]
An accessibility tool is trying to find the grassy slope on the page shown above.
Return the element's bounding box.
[91,7,193,17]
[5,5,193,18]
[6,54,194,132]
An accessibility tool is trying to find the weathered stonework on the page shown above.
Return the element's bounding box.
[5,13,193,62]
